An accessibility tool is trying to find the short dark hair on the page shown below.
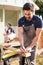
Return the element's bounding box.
[8,23,11,26]
[23,3,34,11]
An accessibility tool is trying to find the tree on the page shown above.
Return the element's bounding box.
[33,0,43,17]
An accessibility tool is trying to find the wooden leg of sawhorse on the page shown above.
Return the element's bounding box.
[24,57,30,65]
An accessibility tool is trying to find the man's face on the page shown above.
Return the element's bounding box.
[24,10,34,21]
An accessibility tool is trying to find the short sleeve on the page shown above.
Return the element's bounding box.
[18,19,22,27]
[18,16,25,27]
[36,18,42,28]
[11,28,15,33]
[34,16,42,29]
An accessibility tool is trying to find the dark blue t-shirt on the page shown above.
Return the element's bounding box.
[18,15,42,30]
[6,27,15,34]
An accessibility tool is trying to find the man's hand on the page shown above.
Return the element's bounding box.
[20,46,27,53]
[26,47,32,52]
[20,46,32,53]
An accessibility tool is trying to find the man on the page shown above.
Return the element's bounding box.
[4,23,16,42]
[18,3,42,65]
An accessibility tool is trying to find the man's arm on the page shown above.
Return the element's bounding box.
[18,27,24,46]
[18,27,28,53]
[26,28,41,50]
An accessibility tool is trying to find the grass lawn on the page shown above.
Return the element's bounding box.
[36,52,43,65]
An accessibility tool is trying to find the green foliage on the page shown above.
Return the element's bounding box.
[35,0,43,17]
[35,0,41,7]
[35,10,43,17]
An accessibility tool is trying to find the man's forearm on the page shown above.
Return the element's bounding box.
[28,36,38,48]
[18,27,24,46]
[26,28,41,49]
